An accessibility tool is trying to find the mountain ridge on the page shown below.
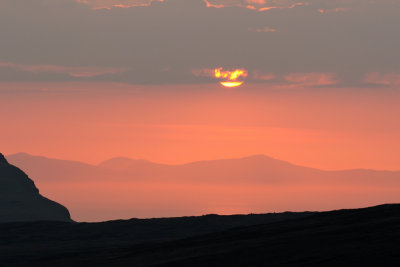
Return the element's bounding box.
[5,152,400,221]
[9,152,400,172]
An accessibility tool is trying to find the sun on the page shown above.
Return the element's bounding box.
[220,81,244,88]
[214,68,248,88]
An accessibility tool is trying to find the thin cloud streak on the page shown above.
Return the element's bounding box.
[78,0,307,11]
[75,0,164,9]
[203,0,306,11]
[364,72,400,86]
[248,26,277,32]
[284,73,338,87]
[0,62,127,78]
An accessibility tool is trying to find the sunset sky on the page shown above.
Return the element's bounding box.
[1,0,400,170]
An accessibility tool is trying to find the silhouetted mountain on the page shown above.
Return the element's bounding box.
[0,153,71,222]
[6,153,400,221]
[0,204,399,266]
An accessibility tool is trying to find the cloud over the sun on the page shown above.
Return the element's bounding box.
[0,0,399,85]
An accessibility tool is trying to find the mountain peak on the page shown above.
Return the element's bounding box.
[0,153,9,164]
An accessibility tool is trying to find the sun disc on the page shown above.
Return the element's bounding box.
[219,81,244,88]
[214,68,247,88]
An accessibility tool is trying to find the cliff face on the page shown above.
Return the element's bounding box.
[0,153,71,222]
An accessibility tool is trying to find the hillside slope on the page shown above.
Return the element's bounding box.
[0,204,399,266]
[29,204,400,266]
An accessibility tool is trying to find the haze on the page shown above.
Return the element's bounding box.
[1,0,400,221]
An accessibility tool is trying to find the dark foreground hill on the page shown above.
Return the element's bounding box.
[0,153,71,223]
[0,211,309,266]
[1,204,399,266]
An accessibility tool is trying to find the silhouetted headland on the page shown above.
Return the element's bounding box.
[0,153,71,222]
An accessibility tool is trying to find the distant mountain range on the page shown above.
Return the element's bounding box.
[8,152,400,185]
[0,153,71,222]
[6,153,400,221]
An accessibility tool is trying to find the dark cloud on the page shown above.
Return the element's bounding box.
[0,0,400,85]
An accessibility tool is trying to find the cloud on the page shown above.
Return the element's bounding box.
[318,7,349,14]
[364,72,400,87]
[284,73,338,86]
[1,0,400,85]
[75,0,164,9]
[192,68,216,79]
[248,26,277,32]
[252,71,276,81]
[203,0,306,11]
[0,62,127,78]
[77,0,307,11]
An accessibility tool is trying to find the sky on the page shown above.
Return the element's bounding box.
[1,0,400,170]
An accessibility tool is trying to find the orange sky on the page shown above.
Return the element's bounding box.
[1,81,399,171]
[1,0,400,222]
